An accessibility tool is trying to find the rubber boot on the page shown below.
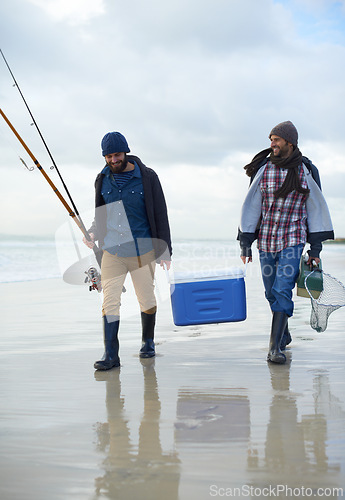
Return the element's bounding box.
[139,312,156,358]
[280,322,292,351]
[267,311,288,364]
[94,315,120,370]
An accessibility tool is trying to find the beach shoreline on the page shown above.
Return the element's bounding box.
[1,248,345,499]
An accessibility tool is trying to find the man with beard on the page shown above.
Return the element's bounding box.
[238,121,333,364]
[84,132,172,370]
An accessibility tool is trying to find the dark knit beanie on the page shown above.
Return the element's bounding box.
[269,121,298,147]
[101,132,130,156]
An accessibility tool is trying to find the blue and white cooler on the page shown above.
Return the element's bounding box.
[169,267,246,326]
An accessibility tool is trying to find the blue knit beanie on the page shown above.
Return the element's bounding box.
[101,132,130,156]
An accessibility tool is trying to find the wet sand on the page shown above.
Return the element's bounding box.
[1,251,345,500]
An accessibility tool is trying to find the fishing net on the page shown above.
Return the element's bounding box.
[305,270,345,332]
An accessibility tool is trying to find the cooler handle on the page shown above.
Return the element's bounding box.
[163,262,170,284]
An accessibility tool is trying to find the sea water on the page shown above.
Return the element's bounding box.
[0,234,244,284]
[0,234,61,283]
[1,233,345,285]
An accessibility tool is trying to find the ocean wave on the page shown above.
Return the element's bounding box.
[0,235,56,248]
[0,235,61,283]
[1,235,343,284]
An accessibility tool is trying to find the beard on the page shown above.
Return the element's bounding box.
[272,142,291,159]
[108,155,128,173]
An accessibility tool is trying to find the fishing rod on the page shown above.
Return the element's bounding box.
[0,49,103,290]
[0,48,84,230]
[0,107,102,292]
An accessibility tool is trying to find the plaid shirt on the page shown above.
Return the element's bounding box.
[257,161,308,253]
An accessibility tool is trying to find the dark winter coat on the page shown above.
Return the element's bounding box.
[89,155,172,262]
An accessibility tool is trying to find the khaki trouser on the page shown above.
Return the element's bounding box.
[101,249,157,317]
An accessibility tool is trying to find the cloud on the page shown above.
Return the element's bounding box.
[1,0,345,238]
[2,0,344,160]
[27,0,106,25]
[101,0,291,53]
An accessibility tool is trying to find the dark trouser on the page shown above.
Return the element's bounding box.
[259,244,304,317]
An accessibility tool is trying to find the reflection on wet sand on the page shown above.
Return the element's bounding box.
[248,358,343,498]
[174,388,251,497]
[175,390,250,443]
[170,361,344,499]
[94,361,180,500]
[1,265,344,500]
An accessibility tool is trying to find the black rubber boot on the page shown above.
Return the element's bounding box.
[280,322,292,351]
[94,315,120,371]
[139,312,156,358]
[267,312,288,364]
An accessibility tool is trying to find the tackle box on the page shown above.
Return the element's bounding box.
[296,255,323,299]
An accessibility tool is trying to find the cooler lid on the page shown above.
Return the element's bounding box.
[171,267,245,283]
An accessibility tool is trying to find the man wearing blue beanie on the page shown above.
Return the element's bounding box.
[84,131,172,370]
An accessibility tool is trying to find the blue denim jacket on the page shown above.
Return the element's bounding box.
[101,162,153,257]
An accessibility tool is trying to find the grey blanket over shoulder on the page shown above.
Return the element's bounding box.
[238,164,334,258]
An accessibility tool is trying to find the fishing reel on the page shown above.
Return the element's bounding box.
[84,267,126,294]
[85,267,102,293]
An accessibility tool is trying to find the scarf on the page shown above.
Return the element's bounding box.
[244,147,310,199]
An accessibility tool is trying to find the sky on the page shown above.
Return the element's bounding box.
[1,0,345,242]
